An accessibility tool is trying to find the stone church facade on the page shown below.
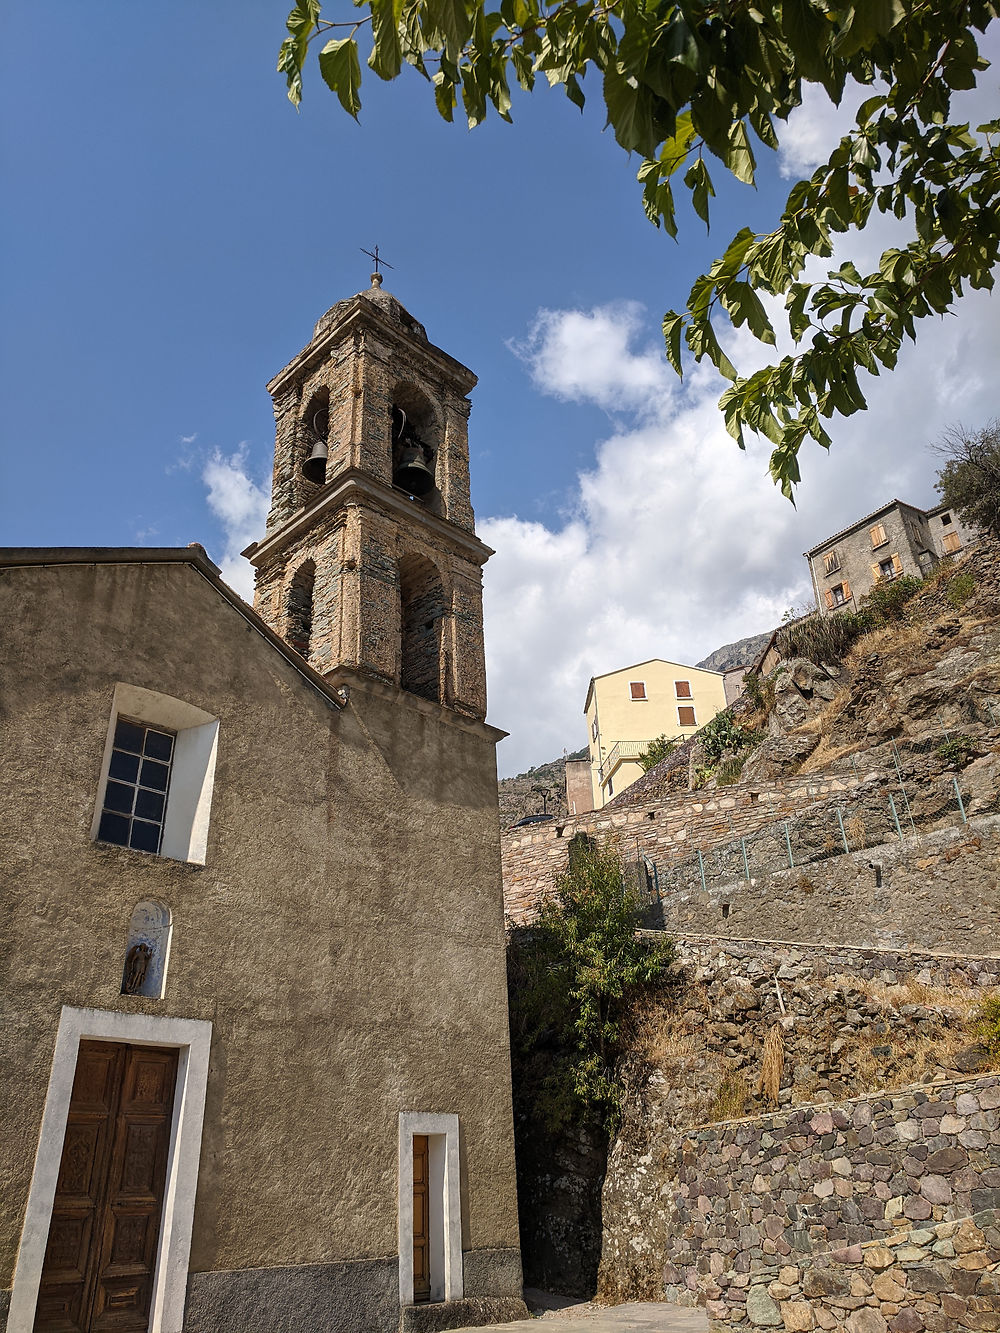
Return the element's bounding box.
[0,280,526,1333]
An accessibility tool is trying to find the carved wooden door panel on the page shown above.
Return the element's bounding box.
[34,1042,178,1333]
[412,1135,431,1303]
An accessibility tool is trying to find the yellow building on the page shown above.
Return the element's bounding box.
[584,658,728,808]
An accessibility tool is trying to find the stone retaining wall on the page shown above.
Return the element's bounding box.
[666,935,1000,991]
[655,1077,1000,1322]
[651,817,1000,954]
[502,770,876,924]
[703,1211,1000,1331]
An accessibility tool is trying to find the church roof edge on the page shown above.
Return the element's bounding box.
[0,546,347,712]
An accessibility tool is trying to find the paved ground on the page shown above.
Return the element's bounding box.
[447,1300,709,1331]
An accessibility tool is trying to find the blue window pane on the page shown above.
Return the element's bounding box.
[109,750,140,783]
[114,719,145,753]
[144,729,174,761]
[134,788,165,822]
[104,781,134,814]
[140,759,170,792]
[98,811,130,845]
[129,820,161,853]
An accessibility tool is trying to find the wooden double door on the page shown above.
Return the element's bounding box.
[34,1041,178,1333]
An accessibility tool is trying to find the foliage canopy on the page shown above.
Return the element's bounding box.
[278,0,1000,494]
[506,843,674,1132]
[935,418,1000,538]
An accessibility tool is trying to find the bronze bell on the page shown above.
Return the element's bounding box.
[302,440,328,484]
[393,444,435,497]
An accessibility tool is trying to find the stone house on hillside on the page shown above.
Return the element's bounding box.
[806,497,979,615]
[0,280,525,1333]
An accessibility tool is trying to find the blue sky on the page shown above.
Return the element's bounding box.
[2,4,997,775]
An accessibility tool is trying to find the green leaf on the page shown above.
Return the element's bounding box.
[278,0,322,106]
[662,311,685,376]
[369,0,404,80]
[683,156,715,229]
[425,0,475,59]
[318,37,363,119]
[726,121,756,187]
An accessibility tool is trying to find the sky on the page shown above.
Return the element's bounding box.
[1,5,997,776]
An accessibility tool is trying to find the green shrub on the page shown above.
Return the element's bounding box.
[858,575,923,629]
[743,671,776,716]
[972,995,1000,1062]
[936,734,977,767]
[700,709,761,763]
[947,571,977,608]
[775,610,863,664]
[638,734,676,772]
[507,845,675,1133]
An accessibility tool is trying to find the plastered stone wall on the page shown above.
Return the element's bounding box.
[0,559,521,1333]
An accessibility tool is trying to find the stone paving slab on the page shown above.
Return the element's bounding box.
[446,1303,709,1332]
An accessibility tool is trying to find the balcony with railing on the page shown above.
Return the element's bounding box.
[600,739,648,783]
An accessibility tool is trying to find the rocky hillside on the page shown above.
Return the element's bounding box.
[498,748,587,828]
[696,627,774,673]
[614,538,1000,811]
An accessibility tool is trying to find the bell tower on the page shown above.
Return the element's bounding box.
[244,275,491,721]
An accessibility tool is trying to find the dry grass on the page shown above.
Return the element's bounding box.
[798,736,867,774]
[629,991,705,1071]
[846,814,868,849]
[708,1073,750,1122]
[756,1024,784,1105]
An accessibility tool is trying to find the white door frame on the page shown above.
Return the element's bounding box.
[8,1006,212,1333]
[397,1111,462,1306]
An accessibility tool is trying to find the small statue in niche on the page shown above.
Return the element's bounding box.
[121,942,153,995]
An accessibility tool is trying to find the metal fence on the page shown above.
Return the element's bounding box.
[634,714,997,910]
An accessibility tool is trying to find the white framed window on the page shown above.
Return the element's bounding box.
[92,684,219,866]
[629,681,647,700]
[591,717,598,740]
[398,1112,462,1307]
[678,705,697,727]
[674,680,692,699]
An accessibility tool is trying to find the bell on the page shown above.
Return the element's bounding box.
[393,444,435,497]
[302,440,328,484]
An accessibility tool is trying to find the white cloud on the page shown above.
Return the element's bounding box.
[510,302,673,414]
[483,283,1000,776]
[201,445,269,599]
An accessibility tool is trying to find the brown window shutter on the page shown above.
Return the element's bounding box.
[824,589,834,609]
[871,563,881,583]
[892,553,903,575]
[678,706,696,727]
[842,579,851,600]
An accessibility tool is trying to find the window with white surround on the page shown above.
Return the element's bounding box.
[678,705,696,727]
[93,684,219,866]
[674,680,692,699]
[397,1112,462,1307]
[629,681,646,700]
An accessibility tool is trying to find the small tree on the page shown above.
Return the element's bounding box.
[507,844,674,1132]
[934,419,1000,539]
[638,734,676,772]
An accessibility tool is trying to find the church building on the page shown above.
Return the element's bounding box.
[0,277,527,1333]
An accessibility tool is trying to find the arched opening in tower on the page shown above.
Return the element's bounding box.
[301,388,330,485]
[286,560,316,660]
[399,554,446,702]
[391,384,437,500]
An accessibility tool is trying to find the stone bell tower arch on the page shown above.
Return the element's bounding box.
[244,274,491,720]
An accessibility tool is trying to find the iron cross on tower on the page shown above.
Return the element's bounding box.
[361,245,394,287]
